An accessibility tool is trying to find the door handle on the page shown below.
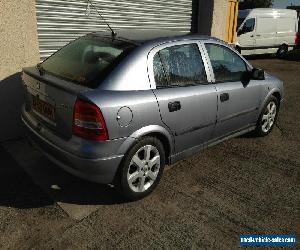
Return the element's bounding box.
[256,34,261,37]
[220,93,229,102]
[168,101,181,112]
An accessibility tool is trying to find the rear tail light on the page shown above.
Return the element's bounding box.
[295,32,299,46]
[73,98,108,141]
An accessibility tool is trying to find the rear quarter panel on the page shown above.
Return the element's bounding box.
[83,89,171,142]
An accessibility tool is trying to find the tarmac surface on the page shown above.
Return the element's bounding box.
[0,54,299,249]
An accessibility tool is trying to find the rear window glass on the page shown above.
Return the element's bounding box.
[41,36,136,88]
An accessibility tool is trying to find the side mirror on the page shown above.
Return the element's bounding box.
[252,68,265,80]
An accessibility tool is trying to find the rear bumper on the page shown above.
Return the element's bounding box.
[21,113,124,184]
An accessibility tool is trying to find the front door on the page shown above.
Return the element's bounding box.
[237,18,256,55]
[203,43,262,139]
[148,42,217,154]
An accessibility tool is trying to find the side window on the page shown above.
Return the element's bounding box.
[153,43,208,87]
[243,18,255,33]
[153,53,167,87]
[205,43,248,83]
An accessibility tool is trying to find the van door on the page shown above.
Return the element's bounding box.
[237,18,256,55]
[276,17,297,47]
[149,42,217,154]
[255,17,277,54]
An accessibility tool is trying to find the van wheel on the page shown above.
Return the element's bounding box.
[116,137,165,201]
[253,96,279,137]
[277,44,288,59]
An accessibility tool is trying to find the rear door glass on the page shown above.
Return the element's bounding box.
[153,43,208,88]
[41,36,136,88]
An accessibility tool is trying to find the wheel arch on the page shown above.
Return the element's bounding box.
[272,91,281,106]
[258,89,282,116]
[117,125,174,164]
[280,43,289,48]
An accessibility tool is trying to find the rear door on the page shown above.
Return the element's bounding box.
[203,42,262,139]
[22,68,85,139]
[276,17,297,46]
[148,41,217,154]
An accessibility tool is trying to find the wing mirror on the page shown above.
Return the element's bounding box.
[252,68,265,80]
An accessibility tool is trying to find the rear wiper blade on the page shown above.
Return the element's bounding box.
[36,62,46,76]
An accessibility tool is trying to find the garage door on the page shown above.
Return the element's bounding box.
[35,0,193,60]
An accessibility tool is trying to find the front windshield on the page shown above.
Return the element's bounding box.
[41,36,136,88]
[237,18,245,30]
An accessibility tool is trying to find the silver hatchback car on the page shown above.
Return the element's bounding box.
[21,31,284,200]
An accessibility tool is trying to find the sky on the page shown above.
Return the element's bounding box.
[273,0,300,8]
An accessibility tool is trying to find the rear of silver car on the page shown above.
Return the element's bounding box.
[21,35,137,184]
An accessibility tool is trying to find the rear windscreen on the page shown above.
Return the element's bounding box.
[41,36,136,88]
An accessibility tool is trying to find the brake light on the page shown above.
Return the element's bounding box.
[295,32,299,46]
[73,98,108,141]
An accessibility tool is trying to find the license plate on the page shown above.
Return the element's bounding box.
[32,95,55,121]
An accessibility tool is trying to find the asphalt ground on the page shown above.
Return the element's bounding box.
[0,54,299,249]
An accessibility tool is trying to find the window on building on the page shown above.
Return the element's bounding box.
[153,44,208,87]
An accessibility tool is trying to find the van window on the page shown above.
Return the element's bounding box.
[153,44,208,87]
[237,18,246,30]
[256,18,276,34]
[205,44,248,83]
[41,36,136,88]
[243,18,255,33]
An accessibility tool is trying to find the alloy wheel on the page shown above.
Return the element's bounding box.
[261,101,277,133]
[127,145,161,193]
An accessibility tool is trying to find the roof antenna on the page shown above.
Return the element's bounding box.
[85,0,117,38]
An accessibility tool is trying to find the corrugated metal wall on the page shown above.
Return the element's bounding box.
[35,0,193,60]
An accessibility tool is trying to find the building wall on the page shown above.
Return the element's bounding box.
[211,0,228,39]
[0,0,39,80]
[0,0,39,141]
[197,0,215,36]
[197,0,228,40]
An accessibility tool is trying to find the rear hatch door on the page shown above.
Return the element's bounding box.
[22,34,136,139]
[22,67,88,139]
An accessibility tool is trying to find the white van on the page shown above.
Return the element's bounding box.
[236,8,299,57]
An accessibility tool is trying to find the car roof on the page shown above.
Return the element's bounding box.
[87,30,221,46]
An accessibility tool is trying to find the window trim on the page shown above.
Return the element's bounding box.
[202,42,252,84]
[147,40,213,89]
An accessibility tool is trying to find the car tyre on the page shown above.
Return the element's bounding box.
[253,96,279,137]
[115,137,165,201]
[276,44,288,59]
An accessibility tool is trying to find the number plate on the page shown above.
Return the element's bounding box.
[32,95,55,121]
